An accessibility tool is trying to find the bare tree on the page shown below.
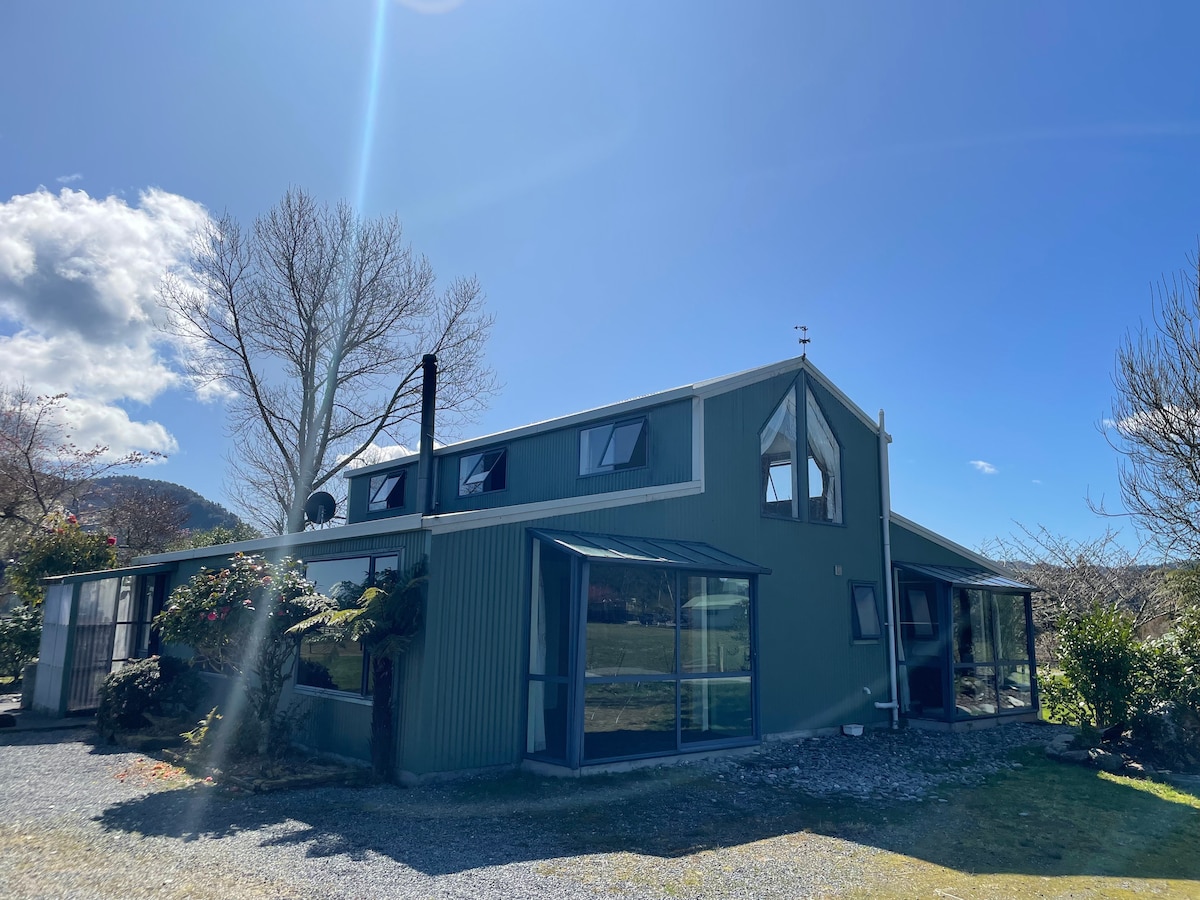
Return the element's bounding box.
[160,189,496,534]
[0,385,157,556]
[1105,250,1200,559]
[84,483,191,564]
[981,525,1179,662]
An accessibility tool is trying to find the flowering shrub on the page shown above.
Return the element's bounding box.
[154,553,334,755]
[6,517,118,604]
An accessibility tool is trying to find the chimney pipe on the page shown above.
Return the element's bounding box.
[417,354,437,516]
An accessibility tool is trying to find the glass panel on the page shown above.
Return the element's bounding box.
[901,587,936,640]
[602,420,646,469]
[115,577,134,622]
[527,680,569,759]
[998,663,1034,711]
[852,584,881,639]
[368,470,406,511]
[305,557,372,605]
[681,677,752,743]
[760,387,797,518]
[580,423,611,474]
[805,387,842,524]
[953,589,993,663]
[372,555,400,582]
[583,682,676,761]
[586,565,675,676]
[955,666,998,717]
[994,593,1029,661]
[681,576,751,673]
[459,448,507,495]
[532,549,572,677]
[298,636,365,693]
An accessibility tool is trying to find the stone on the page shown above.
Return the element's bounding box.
[1088,748,1125,772]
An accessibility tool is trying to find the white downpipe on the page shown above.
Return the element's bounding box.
[879,410,899,729]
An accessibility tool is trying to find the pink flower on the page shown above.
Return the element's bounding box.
[206,612,217,621]
[66,515,77,524]
[262,575,272,584]
[106,536,117,546]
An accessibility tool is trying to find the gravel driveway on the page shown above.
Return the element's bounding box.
[0,723,1063,899]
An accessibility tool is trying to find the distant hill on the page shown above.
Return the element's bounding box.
[81,476,245,532]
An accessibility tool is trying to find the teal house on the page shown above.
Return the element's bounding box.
[33,356,1038,779]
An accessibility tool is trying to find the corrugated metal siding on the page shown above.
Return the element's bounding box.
[431,398,693,515]
[288,691,373,761]
[889,521,983,569]
[345,461,418,525]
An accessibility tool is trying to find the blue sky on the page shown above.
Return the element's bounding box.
[1,1,1198,553]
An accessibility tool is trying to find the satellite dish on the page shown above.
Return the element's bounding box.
[304,491,337,526]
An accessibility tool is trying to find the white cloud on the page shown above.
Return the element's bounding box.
[1032,479,1042,485]
[970,459,998,475]
[0,187,210,457]
[56,173,83,184]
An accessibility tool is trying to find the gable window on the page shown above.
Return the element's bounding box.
[806,388,842,524]
[850,582,882,640]
[579,417,647,476]
[368,469,407,512]
[297,553,400,696]
[459,448,507,496]
[760,387,798,517]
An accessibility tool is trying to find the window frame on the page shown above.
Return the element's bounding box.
[458,447,508,497]
[849,581,883,642]
[578,416,649,477]
[367,468,408,513]
[294,551,403,700]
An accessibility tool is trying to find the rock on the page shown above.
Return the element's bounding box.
[1088,748,1125,772]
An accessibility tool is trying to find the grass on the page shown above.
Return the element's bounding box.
[483,747,1200,898]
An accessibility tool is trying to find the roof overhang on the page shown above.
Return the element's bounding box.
[894,562,1036,592]
[531,528,771,575]
[43,562,177,585]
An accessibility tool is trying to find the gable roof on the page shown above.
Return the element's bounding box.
[348,356,881,479]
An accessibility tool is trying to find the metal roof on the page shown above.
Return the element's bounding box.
[894,562,1036,592]
[530,529,771,575]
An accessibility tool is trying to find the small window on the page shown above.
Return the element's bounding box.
[806,388,842,524]
[368,469,407,512]
[579,418,647,475]
[760,387,798,517]
[851,583,882,640]
[459,448,507,496]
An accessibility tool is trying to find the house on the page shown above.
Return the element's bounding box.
[33,355,1038,779]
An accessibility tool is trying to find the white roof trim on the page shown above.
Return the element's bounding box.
[348,356,878,480]
[889,512,1023,580]
[425,480,704,534]
[135,514,424,564]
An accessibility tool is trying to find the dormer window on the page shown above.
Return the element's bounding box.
[459,448,507,496]
[368,469,407,512]
[579,417,647,476]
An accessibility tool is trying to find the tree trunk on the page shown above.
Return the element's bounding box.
[370,654,395,781]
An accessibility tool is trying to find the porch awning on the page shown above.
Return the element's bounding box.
[894,562,1035,592]
[530,529,771,575]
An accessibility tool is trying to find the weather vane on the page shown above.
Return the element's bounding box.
[794,325,810,359]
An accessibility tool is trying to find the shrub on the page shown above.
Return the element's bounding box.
[96,655,205,740]
[1053,604,1145,728]
[154,553,334,756]
[7,519,117,605]
[0,603,43,681]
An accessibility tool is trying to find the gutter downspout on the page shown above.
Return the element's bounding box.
[417,354,438,517]
[875,409,900,728]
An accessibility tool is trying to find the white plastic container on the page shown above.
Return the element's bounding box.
[842,723,864,737]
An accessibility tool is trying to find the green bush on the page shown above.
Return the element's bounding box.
[96,655,205,740]
[0,604,43,681]
[1053,604,1145,728]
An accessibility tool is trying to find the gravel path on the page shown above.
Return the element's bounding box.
[0,723,1066,900]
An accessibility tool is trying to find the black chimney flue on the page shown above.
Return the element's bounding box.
[417,354,437,516]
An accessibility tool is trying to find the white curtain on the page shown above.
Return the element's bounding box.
[805,388,842,523]
[760,386,798,517]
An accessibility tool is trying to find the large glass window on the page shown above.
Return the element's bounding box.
[949,588,1034,719]
[459,448,507,496]
[297,553,400,696]
[526,545,759,766]
[579,418,647,475]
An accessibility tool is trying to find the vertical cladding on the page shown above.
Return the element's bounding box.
[431,398,693,514]
[889,521,983,568]
[345,461,418,525]
[290,693,373,761]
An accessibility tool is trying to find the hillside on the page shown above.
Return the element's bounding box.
[80,476,245,532]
